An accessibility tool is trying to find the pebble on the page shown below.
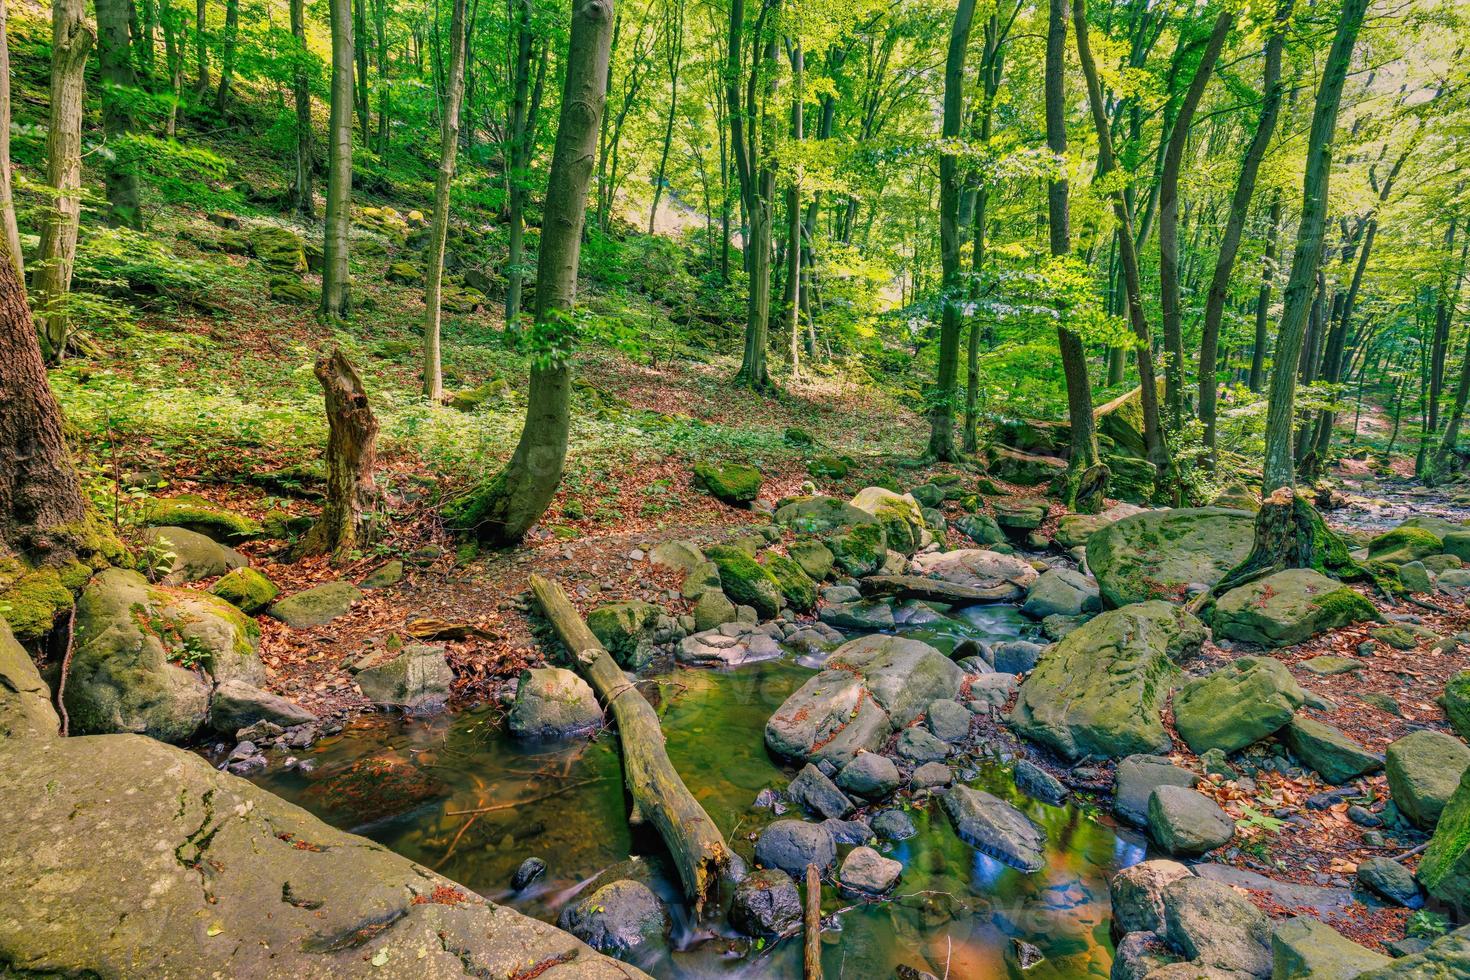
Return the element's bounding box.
[1348,805,1382,828]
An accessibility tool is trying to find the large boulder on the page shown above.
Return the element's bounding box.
[138,494,261,542]
[909,548,1038,600]
[1088,508,1255,608]
[1172,657,1306,755]
[247,223,308,272]
[1416,767,1470,908]
[1213,570,1377,648]
[65,569,263,743]
[1021,568,1101,619]
[754,819,836,876]
[1271,917,1391,979]
[0,619,59,739]
[761,553,817,611]
[1008,601,1205,761]
[0,733,638,978]
[705,546,783,620]
[1283,716,1383,784]
[267,581,363,628]
[1447,671,1470,741]
[729,868,801,937]
[209,567,279,613]
[355,644,455,713]
[692,463,763,506]
[208,679,316,733]
[1111,860,1192,935]
[586,600,660,669]
[1094,385,1150,459]
[1367,526,1444,565]
[1162,876,1272,978]
[773,495,878,534]
[941,784,1046,872]
[140,526,246,584]
[765,635,963,766]
[506,667,601,738]
[1054,503,1147,550]
[1114,755,1200,828]
[849,487,926,555]
[987,446,1067,486]
[1356,926,1470,978]
[825,522,888,577]
[1147,786,1234,856]
[1385,729,1470,829]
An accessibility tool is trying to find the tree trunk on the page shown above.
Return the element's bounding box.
[504,0,534,333]
[193,0,207,93]
[0,0,23,279]
[529,573,730,915]
[373,0,389,151]
[352,0,369,136]
[421,0,467,403]
[1158,10,1231,431]
[647,0,683,234]
[97,0,144,229]
[1074,0,1169,485]
[1260,0,1367,492]
[1200,0,1290,457]
[321,0,354,318]
[786,41,803,381]
[449,0,614,545]
[290,0,314,219]
[0,238,101,564]
[33,0,94,363]
[803,861,822,979]
[300,351,378,559]
[213,0,238,112]
[1249,192,1281,392]
[929,0,978,462]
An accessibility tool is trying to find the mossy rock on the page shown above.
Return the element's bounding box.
[1088,508,1255,607]
[706,546,783,619]
[773,495,876,534]
[825,522,887,577]
[1441,531,1470,563]
[268,276,316,304]
[693,463,763,506]
[1104,455,1156,505]
[808,455,849,479]
[761,554,817,612]
[1417,767,1470,908]
[209,568,279,614]
[1367,526,1444,565]
[783,427,816,447]
[1213,570,1378,648]
[266,582,363,628]
[448,378,510,411]
[788,540,834,581]
[1,616,61,737]
[0,560,75,642]
[441,284,486,313]
[1445,672,1470,741]
[246,225,307,273]
[386,260,423,285]
[139,495,261,543]
[586,600,660,669]
[850,487,925,557]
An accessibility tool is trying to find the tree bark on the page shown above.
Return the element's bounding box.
[193,0,207,93]
[321,0,354,318]
[0,0,23,279]
[449,0,614,545]
[504,0,535,332]
[929,0,978,461]
[300,351,378,559]
[647,0,684,234]
[1249,192,1281,392]
[97,0,144,229]
[352,0,369,136]
[33,0,94,363]
[1200,2,1290,456]
[213,0,238,112]
[0,238,93,562]
[421,0,467,403]
[786,41,803,380]
[290,0,315,219]
[1260,0,1367,492]
[1158,10,1232,431]
[529,573,730,915]
[804,862,822,979]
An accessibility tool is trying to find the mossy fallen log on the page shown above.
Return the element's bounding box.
[529,573,730,917]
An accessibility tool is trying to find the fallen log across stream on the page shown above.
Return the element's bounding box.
[529,573,731,917]
[857,573,1023,605]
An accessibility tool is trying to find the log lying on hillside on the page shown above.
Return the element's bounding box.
[857,574,1021,605]
[529,573,730,916]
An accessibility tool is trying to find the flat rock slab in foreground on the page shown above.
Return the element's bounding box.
[0,734,643,979]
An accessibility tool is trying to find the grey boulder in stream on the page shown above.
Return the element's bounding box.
[941,784,1046,872]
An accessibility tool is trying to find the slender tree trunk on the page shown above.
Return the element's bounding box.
[504,0,535,332]
[1158,10,1232,431]
[1260,0,1367,492]
[290,0,314,218]
[1201,0,1291,456]
[0,238,96,564]
[786,41,803,380]
[450,0,615,545]
[1048,0,1104,511]
[135,0,157,77]
[321,0,355,318]
[352,0,369,135]
[373,0,389,151]
[929,0,978,461]
[33,0,94,363]
[213,0,237,112]
[648,0,683,234]
[97,0,144,229]
[194,0,208,94]
[0,0,23,279]
[1249,192,1281,392]
[422,0,467,402]
[731,0,781,391]
[1074,0,1168,482]
[300,351,379,559]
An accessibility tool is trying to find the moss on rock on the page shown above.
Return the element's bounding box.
[693,463,763,506]
[0,562,74,642]
[761,554,817,612]
[706,546,783,619]
[1368,526,1444,565]
[825,522,887,577]
[209,567,280,614]
[139,495,261,542]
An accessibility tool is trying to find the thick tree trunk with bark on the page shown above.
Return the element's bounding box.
[0,0,23,279]
[97,0,143,229]
[300,351,378,559]
[450,0,614,545]
[321,0,354,318]
[0,240,92,562]
[1203,2,1291,450]
[1261,0,1367,492]
[421,0,467,403]
[290,0,315,218]
[33,0,93,362]
[730,0,780,391]
[929,0,977,461]
[530,573,730,914]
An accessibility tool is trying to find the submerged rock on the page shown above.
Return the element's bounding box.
[1008,601,1205,761]
[941,785,1046,872]
[507,667,601,738]
[729,868,802,937]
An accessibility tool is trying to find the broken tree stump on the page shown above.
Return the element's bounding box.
[300,349,378,559]
[529,573,730,916]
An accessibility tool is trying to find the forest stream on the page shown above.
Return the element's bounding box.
[248,603,1131,978]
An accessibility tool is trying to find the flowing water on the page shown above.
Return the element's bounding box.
[252,605,1139,978]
